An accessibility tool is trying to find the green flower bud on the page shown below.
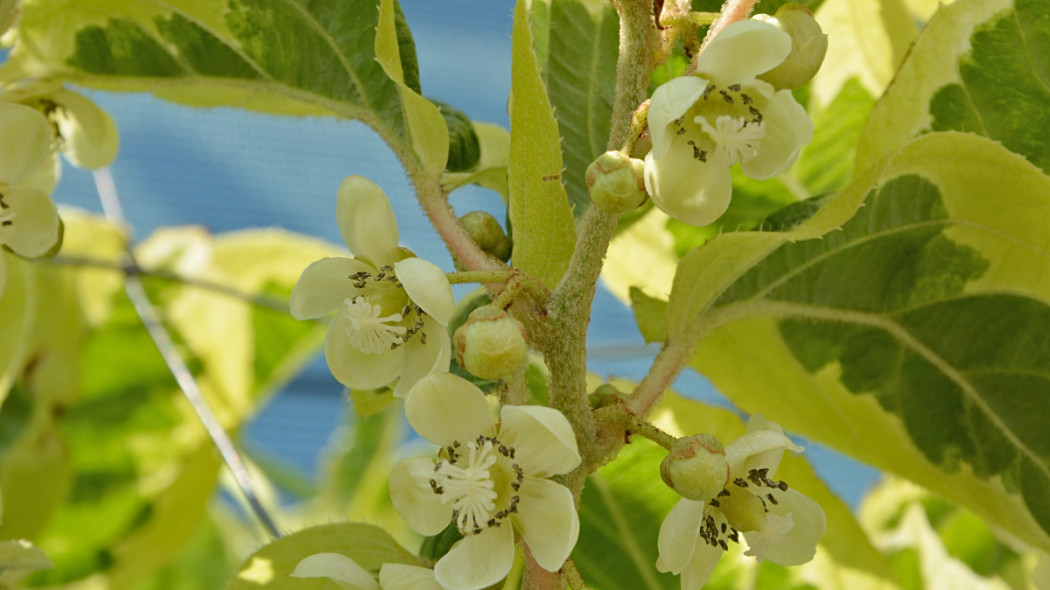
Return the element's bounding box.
[459,211,511,262]
[661,434,729,501]
[586,151,648,214]
[754,4,828,90]
[454,305,527,380]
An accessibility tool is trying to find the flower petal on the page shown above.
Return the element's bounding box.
[679,541,723,590]
[52,89,119,170]
[392,316,451,398]
[740,88,812,180]
[404,373,496,445]
[656,498,706,574]
[498,405,580,477]
[1,186,59,258]
[644,146,733,227]
[434,525,515,590]
[289,257,371,319]
[0,102,51,186]
[649,76,709,159]
[513,477,579,572]
[389,457,454,536]
[336,175,399,264]
[291,553,380,590]
[751,489,825,565]
[697,20,792,83]
[724,425,802,478]
[378,564,444,590]
[325,314,404,389]
[395,257,454,325]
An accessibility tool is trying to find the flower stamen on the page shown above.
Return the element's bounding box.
[697,115,765,166]
[343,296,406,354]
[430,437,524,535]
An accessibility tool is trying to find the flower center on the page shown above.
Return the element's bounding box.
[672,82,767,167]
[700,468,790,551]
[343,296,406,354]
[430,436,524,535]
[697,115,764,166]
[343,265,430,353]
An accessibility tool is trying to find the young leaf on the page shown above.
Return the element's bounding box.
[508,0,577,289]
[530,0,619,215]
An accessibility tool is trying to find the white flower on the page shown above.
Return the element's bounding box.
[644,20,814,226]
[290,176,454,396]
[292,552,445,590]
[656,416,826,589]
[0,101,60,293]
[389,373,581,590]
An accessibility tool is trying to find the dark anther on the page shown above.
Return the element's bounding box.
[718,489,731,498]
[511,482,520,491]
[727,84,741,91]
[720,90,734,103]
[721,523,727,533]
[718,540,728,551]
[728,530,739,543]
[420,331,427,345]
[778,481,788,491]
[733,478,748,487]
[767,493,779,505]
[741,93,753,105]
[709,499,720,508]
[380,265,393,272]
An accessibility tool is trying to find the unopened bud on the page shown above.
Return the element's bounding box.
[454,306,527,380]
[460,211,511,262]
[661,434,729,501]
[586,151,648,214]
[754,5,828,90]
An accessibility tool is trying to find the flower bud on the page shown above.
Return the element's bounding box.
[454,305,527,380]
[661,434,729,501]
[754,4,828,90]
[586,151,648,214]
[460,210,511,262]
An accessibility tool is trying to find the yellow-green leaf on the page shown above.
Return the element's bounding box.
[508,0,577,289]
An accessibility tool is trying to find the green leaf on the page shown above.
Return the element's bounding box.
[809,0,919,107]
[530,0,619,215]
[375,0,448,174]
[857,0,1050,175]
[6,0,410,141]
[673,132,1050,551]
[796,78,875,195]
[629,287,667,344]
[224,523,418,589]
[575,439,681,590]
[508,0,577,289]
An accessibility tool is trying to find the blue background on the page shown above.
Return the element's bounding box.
[47,1,878,509]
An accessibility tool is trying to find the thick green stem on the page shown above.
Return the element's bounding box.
[542,0,658,498]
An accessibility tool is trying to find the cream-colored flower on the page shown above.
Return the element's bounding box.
[0,101,60,293]
[657,416,826,589]
[389,373,581,590]
[290,176,454,396]
[644,20,813,226]
[292,552,445,590]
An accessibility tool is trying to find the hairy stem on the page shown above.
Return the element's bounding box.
[626,335,694,416]
[405,157,506,274]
